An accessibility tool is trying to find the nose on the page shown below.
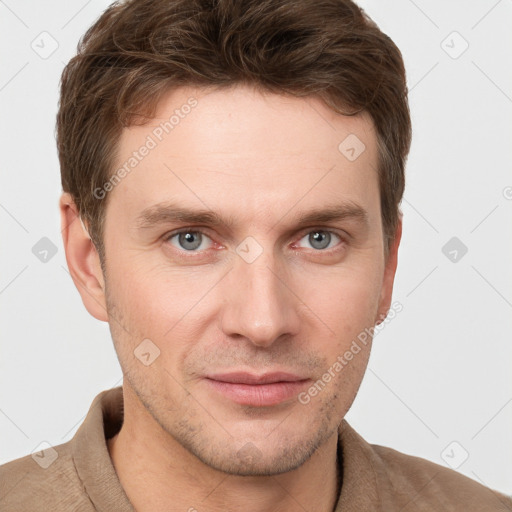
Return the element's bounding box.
[220,245,301,348]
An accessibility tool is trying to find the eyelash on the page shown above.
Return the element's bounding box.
[163,228,348,258]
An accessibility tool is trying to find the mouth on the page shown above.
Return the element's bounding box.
[204,371,311,407]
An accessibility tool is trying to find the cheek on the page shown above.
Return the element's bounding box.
[106,257,194,328]
[303,262,383,330]
[105,240,383,357]
[307,270,380,400]
[104,262,214,373]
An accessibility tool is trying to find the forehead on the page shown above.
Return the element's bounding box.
[108,84,380,231]
[127,84,375,157]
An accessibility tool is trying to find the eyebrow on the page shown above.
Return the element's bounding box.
[135,200,369,232]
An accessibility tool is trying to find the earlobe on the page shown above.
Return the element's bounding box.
[59,192,109,322]
[375,214,403,325]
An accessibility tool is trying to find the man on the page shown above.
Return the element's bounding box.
[0,0,510,510]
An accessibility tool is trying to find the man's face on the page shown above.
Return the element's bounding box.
[96,84,396,475]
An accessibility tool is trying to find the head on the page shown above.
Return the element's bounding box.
[58,0,411,476]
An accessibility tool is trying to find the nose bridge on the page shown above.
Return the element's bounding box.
[221,238,299,346]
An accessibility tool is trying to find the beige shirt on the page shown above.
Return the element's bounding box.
[1,386,510,511]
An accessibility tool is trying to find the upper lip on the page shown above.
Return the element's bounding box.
[205,371,309,385]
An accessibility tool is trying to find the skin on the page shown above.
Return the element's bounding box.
[60,83,401,512]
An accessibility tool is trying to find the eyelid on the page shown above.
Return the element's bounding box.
[295,226,349,241]
[164,228,216,246]
[163,227,219,258]
[163,226,348,255]
[292,228,348,251]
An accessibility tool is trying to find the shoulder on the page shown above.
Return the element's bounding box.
[0,441,94,512]
[371,443,512,511]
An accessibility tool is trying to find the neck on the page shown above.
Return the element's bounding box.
[107,384,342,512]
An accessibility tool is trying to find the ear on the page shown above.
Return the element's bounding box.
[59,192,108,322]
[375,212,402,325]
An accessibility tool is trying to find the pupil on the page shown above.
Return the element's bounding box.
[180,232,201,250]
[311,231,330,249]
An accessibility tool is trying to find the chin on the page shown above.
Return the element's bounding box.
[193,443,317,477]
[176,417,335,477]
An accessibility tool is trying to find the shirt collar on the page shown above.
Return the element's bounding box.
[71,386,393,511]
[72,387,135,511]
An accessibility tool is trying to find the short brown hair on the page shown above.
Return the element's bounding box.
[57,0,411,263]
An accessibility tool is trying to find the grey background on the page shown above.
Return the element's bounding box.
[1,0,511,495]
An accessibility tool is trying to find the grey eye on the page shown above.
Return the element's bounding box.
[171,231,209,251]
[299,230,340,251]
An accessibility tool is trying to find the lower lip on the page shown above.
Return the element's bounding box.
[204,378,310,407]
